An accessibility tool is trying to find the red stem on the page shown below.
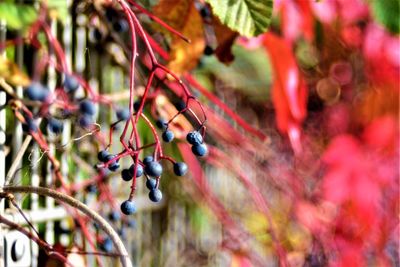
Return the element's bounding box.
[126,0,191,43]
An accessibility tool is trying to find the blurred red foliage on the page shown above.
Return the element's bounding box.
[255,0,399,266]
[263,33,307,155]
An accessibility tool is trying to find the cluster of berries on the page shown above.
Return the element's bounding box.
[22,74,98,136]
[186,131,207,157]
[157,118,208,157]
[97,115,207,216]
[97,148,190,216]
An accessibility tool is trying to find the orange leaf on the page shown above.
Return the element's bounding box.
[0,57,30,86]
[153,0,205,74]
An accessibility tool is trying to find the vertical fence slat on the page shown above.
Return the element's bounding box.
[44,18,58,246]
[0,18,7,267]
[73,13,87,257]
[59,0,73,252]
[30,145,40,267]
[11,0,24,185]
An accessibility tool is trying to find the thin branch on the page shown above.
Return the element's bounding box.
[0,186,133,267]
[0,214,74,267]
[5,136,32,185]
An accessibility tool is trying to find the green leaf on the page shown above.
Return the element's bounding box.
[371,0,400,34]
[0,3,37,30]
[205,0,273,37]
[47,0,68,24]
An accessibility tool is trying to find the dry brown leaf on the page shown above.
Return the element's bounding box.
[212,16,239,64]
[0,57,30,87]
[153,0,205,75]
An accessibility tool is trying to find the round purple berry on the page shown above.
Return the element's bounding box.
[191,143,207,157]
[186,131,203,145]
[25,82,49,102]
[129,164,143,177]
[22,117,38,133]
[120,200,136,215]
[149,189,162,202]
[156,118,167,130]
[108,211,120,221]
[98,150,109,162]
[162,130,174,143]
[144,161,163,177]
[100,237,112,252]
[121,169,132,181]
[146,178,157,190]
[64,74,80,93]
[78,115,93,128]
[173,162,188,176]
[48,118,63,134]
[116,108,130,121]
[79,100,96,116]
[143,156,154,165]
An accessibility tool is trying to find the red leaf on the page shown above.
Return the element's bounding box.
[363,115,398,153]
[279,0,314,42]
[263,33,307,153]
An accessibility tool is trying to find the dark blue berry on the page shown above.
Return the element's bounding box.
[149,189,162,202]
[25,82,49,101]
[200,6,211,18]
[143,156,153,165]
[79,100,96,116]
[22,118,38,133]
[126,218,136,228]
[86,184,97,194]
[162,130,174,143]
[108,161,120,171]
[78,115,93,128]
[48,118,63,134]
[173,162,188,176]
[93,28,102,41]
[98,150,109,162]
[64,75,79,93]
[113,19,128,32]
[174,100,186,112]
[121,169,132,181]
[100,237,112,252]
[106,155,120,171]
[192,144,207,157]
[186,131,203,145]
[120,200,136,215]
[93,221,100,230]
[204,45,214,56]
[108,211,120,221]
[129,164,143,177]
[156,118,167,130]
[144,161,163,177]
[116,108,130,121]
[146,178,157,190]
[105,8,116,21]
[133,101,141,112]
[118,227,127,239]
[104,154,116,162]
